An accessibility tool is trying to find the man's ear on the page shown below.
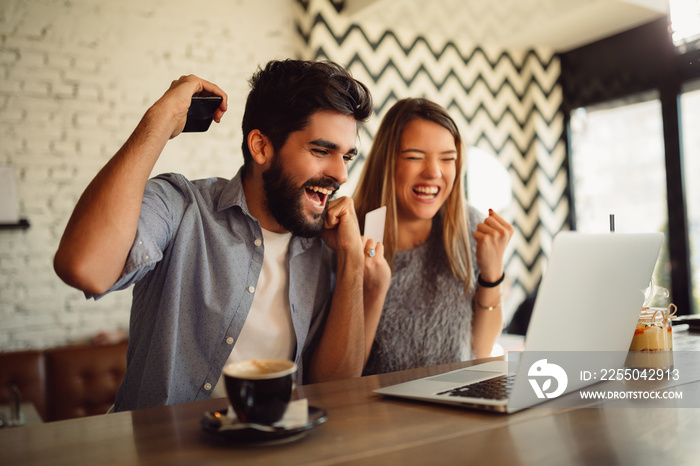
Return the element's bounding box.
[247,130,273,167]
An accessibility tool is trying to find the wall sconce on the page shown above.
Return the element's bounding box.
[0,166,29,230]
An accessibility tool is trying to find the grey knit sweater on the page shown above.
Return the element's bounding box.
[363,206,483,376]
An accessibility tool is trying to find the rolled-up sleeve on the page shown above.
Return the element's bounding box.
[88,175,186,299]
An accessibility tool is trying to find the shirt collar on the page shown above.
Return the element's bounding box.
[216,167,248,214]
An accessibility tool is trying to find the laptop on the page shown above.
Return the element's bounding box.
[373,232,664,413]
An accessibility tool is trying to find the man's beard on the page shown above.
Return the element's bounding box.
[262,156,338,238]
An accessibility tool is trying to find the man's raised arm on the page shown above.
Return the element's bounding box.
[53,75,227,295]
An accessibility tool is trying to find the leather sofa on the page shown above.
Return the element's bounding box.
[0,342,127,422]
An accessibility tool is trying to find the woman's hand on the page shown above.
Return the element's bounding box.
[361,237,391,363]
[472,209,512,358]
[472,209,514,282]
[362,238,391,304]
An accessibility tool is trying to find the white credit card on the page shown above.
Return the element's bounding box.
[364,206,386,243]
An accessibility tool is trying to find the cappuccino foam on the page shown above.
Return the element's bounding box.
[224,359,296,380]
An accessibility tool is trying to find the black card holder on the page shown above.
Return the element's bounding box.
[183,95,223,132]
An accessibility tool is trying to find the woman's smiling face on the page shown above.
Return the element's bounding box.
[394,118,457,224]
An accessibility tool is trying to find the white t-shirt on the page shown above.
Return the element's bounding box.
[211,228,296,398]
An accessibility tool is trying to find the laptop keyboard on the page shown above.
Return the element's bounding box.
[437,374,516,400]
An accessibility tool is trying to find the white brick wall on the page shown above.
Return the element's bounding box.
[0,0,298,350]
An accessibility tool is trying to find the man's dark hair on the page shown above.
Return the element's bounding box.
[241,59,373,173]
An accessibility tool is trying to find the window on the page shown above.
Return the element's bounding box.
[680,86,700,313]
[561,13,698,316]
[670,0,700,48]
[569,96,672,304]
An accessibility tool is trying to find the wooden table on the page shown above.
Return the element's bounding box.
[2,330,699,465]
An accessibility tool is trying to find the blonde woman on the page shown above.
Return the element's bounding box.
[355,98,513,375]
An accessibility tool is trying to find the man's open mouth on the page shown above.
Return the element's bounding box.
[305,185,335,209]
[413,185,440,200]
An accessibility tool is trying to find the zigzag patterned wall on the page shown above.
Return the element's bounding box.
[294,0,569,315]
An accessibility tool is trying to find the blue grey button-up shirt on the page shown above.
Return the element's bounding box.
[92,169,333,412]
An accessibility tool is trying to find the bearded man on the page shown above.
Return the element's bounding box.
[53,60,374,412]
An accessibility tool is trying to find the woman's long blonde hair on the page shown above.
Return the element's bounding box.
[353,98,474,292]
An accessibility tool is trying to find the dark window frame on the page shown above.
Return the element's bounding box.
[559,17,696,315]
